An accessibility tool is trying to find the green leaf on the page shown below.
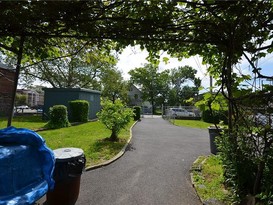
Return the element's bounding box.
[162,57,169,64]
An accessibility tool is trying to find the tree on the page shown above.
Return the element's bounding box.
[100,68,129,103]
[4,38,117,90]
[169,66,201,106]
[1,1,272,128]
[129,63,170,113]
[1,2,273,202]
[97,99,134,141]
[129,64,200,108]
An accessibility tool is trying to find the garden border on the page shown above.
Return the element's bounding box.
[85,120,138,171]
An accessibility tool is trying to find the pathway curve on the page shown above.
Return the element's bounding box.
[76,117,210,205]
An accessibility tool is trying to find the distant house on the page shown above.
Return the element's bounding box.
[128,85,152,113]
[128,84,142,106]
[0,63,15,116]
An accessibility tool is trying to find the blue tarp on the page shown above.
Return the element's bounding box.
[0,127,55,205]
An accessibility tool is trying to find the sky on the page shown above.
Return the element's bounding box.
[116,45,210,86]
[116,45,273,92]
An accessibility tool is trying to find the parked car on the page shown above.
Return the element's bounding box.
[254,112,273,127]
[168,108,196,117]
[16,105,29,109]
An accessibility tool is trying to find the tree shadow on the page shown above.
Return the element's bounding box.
[125,143,136,152]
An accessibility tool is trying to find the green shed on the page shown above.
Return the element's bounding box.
[43,88,101,120]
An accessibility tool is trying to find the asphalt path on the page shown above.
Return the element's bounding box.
[76,117,210,205]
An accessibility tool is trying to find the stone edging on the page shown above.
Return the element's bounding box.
[190,156,225,205]
[85,120,138,171]
[190,157,205,204]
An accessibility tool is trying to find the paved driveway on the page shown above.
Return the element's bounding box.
[76,117,210,205]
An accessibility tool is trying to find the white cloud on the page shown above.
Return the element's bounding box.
[116,45,149,79]
[116,45,211,89]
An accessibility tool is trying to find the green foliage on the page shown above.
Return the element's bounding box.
[1,2,273,203]
[97,99,134,141]
[133,106,141,121]
[19,39,118,89]
[168,66,201,106]
[191,155,232,203]
[129,64,200,108]
[45,105,70,129]
[195,92,228,124]
[100,68,129,103]
[216,121,273,204]
[129,63,169,111]
[202,110,218,124]
[202,110,228,124]
[69,100,89,122]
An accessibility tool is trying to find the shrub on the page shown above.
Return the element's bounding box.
[69,100,89,122]
[45,105,70,129]
[202,110,228,124]
[202,110,218,123]
[133,106,141,121]
[97,99,134,141]
[216,116,273,204]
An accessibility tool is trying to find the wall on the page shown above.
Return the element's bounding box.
[0,66,15,116]
[128,85,142,106]
[79,89,101,119]
[43,88,101,120]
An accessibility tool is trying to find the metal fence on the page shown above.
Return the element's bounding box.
[128,105,201,120]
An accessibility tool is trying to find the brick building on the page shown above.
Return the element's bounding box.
[0,63,15,116]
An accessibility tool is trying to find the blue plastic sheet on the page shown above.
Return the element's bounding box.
[0,127,55,205]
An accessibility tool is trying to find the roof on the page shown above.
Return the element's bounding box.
[42,87,101,94]
[130,84,142,93]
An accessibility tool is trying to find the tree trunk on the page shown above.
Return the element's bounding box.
[110,128,118,141]
[7,35,25,127]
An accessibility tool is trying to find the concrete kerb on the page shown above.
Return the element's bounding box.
[190,157,205,204]
[85,120,138,171]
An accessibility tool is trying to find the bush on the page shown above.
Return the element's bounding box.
[202,110,218,123]
[216,120,273,204]
[97,100,134,141]
[202,110,228,124]
[133,106,141,121]
[45,105,70,129]
[69,100,89,122]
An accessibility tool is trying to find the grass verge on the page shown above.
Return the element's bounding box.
[191,155,232,204]
[0,115,46,130]
[173,119,212,129]
[38,120,134,167]
[0,116,134,167]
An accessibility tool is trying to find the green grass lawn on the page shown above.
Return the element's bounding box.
[40,120,134,167]
[191,155,232,204]
[173,119,212,129]
[0,115,46,130]
[0,115,134,167]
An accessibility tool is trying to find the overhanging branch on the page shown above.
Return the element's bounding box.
[243,52,273,80]
[0,43,18,54]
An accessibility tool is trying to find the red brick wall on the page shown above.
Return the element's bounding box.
[0,67,15,116]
